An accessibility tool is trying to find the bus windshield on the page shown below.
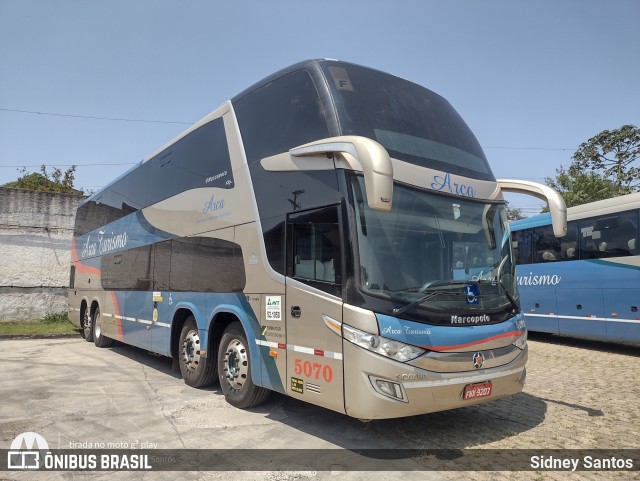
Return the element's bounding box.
[322,61,494,181]
[350,176,516,315]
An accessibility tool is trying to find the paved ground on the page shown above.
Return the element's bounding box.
[0,333,638,480]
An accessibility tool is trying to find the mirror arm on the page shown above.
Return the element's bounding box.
[497,179,567,237]
[289,136,394,212]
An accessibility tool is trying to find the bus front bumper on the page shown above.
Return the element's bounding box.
[342,340,527,420]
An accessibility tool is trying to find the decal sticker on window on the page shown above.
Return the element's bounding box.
[465,284,480,304]
[328,66,354,91]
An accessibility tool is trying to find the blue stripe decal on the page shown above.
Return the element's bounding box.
[102,291,284,394]
[237,295,285,394]
[376,313,523,350]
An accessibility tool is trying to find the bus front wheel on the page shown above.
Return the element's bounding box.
[178,317,217,387]
[218,322,270,409]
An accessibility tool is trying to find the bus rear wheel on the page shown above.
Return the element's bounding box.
[82,309,94,343]
[218,322,270,409]
[178,317,217,387]
[93,306,113,348]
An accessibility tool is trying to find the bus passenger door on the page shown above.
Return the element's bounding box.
[285,206,345,414]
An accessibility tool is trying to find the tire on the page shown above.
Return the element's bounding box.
[179,317,217,387]
[218,322,270,409]
[82,308,93,343]
[93,306,114,348]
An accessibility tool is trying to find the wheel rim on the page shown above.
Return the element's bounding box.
[181,329,201,373]
[83,312,91,335]
[223,338,248,390]
[94,312,101,339]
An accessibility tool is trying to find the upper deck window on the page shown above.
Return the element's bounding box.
[322,62,494,181]
[233,70,331,163]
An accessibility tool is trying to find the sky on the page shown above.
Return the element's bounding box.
[0,0,638,215]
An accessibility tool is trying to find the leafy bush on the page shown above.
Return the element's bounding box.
[41,312,70,324]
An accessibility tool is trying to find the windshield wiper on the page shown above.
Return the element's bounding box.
[477,279,519,312]
[392,280,473,316]
[392,290,451,316]
[391,279,519,317]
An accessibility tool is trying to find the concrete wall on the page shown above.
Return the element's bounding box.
[0,188,85,321]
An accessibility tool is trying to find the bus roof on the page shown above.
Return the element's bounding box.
[510,191,640,230]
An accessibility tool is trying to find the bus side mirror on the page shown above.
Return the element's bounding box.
[261,136,394,212]
[497,179,568,237]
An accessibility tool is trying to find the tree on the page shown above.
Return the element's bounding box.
[572,124,640,190]
[505,201,526,221]
[544,165,630,209]
[3,165,81,194]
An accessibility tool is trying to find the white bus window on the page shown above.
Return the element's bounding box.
[580,210,639,259]
[511,229,532,265]
[532,225,562,263]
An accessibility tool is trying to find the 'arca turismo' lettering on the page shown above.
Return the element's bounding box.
[98,230,128,255]
[517,272,562,286]
[81,235,97,258]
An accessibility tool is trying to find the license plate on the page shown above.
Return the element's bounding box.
[463,381,492,400]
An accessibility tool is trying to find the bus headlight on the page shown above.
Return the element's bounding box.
[513,330,527,350]
[343,324,425,362]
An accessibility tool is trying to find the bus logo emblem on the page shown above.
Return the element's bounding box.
[472,352,485,369]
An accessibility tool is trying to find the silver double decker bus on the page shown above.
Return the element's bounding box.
[68,59,566,419]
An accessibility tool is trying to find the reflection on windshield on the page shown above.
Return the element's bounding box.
[351,176,516,312]
[323,61,494,181]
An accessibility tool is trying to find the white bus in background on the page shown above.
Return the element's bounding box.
[511,193,640,344]
[69,59,566,419]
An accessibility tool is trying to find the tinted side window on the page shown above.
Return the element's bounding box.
[101,246,152,290]
[579,210,639,259]
[532,225,561,263]
[74,119,230,236]
[74,163,153,236]
[233,70,331,163]
[74,199,129,237]
[293,223,340,283]
[263,217,285,275]
[169,237,245,292]
[511,229,532,265]
[560,221,579,260]
[153,240,172,290]
[530,220,579,263]
[287,206,341,296]
[101,237,245,292]
[147,118,233,206]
